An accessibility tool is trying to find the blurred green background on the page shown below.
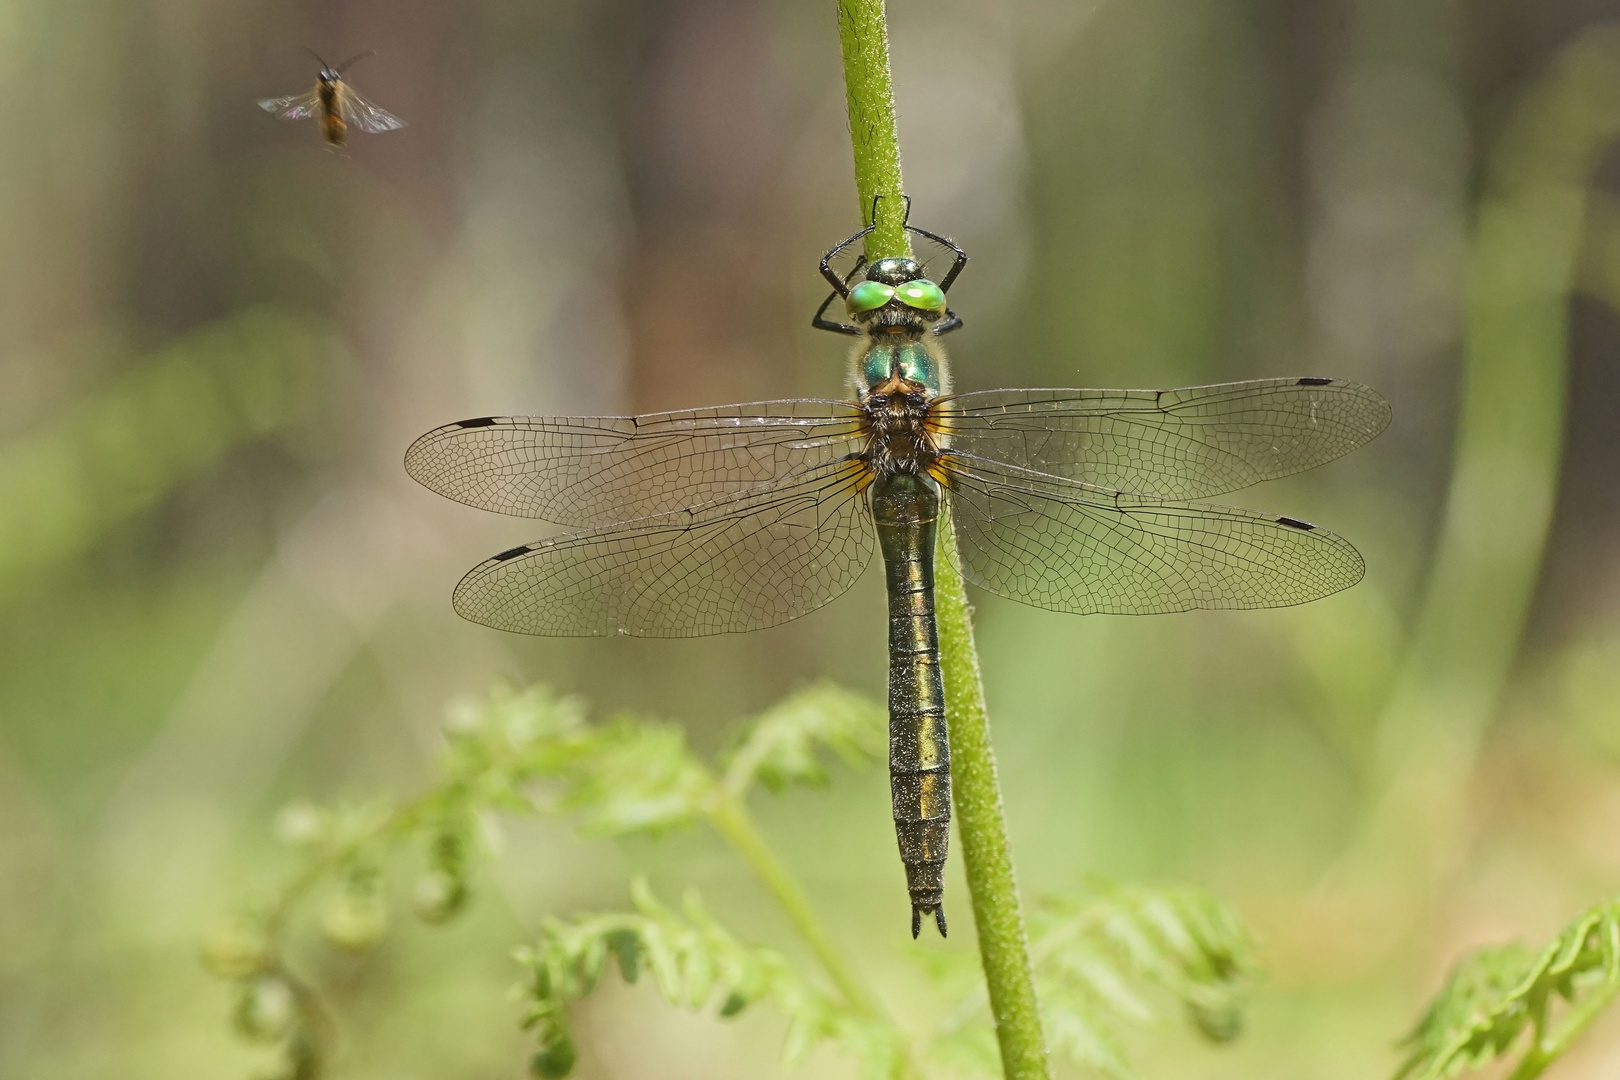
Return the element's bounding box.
[6,0,1620,1077]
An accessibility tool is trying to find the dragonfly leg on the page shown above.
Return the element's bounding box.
[811,288,863,336]
[931,309,964,336]
[905,224,968,292]
[819,223,874,295]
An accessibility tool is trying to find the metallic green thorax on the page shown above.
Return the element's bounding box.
[860,338,941,394]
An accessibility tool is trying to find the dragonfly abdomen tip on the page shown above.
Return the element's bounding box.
[910,903,947,938]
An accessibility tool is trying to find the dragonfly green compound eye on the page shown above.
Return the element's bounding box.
[895,279,947,313]
[847,280,895,315]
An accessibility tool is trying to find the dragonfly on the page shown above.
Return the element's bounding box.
[258,50,405,148]
[405,210,1390,938]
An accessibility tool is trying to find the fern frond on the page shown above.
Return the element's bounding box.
[547,719,713,836]
[926,881,1256,1078]
[515,877,906,1079]
[1394,899,1620,1080]
[721,681,886,795]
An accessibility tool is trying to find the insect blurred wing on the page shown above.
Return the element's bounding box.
[336,83,406,133]
[451,458,874,637]
[259,89,322,121]
[939,452,1364,616]
[404,400,867,528]
[937,378,1390,500]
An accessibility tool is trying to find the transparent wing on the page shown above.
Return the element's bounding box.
[940,452,1364,615]
[336,83,406,133]
[452,458,874,637]
[258,89,322,121]
[405,400,866,528]
[937,378,1389,500]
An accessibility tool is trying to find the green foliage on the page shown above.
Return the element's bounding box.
[206,682,902,1078]
[928,883,1255,1079]
[721,682,886,794]
[516,877,904,1080]
[1395,898,1620,1080]
[208,680,1256,1080]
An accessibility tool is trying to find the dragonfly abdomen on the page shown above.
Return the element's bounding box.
[871,472,951,938]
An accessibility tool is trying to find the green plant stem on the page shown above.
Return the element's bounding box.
[706,790,930,1074]
[834,5,1051,1077]
[936,545,1050,1080]
[1506,981,1620,1080]
[704,790,881,1017]
[836,0,909,255]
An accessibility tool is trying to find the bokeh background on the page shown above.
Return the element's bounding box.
[7,0,1620,1077]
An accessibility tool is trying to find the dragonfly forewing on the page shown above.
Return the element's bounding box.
[937,378,1390,500]
[939,452,1365,615]
[405,400,867,528]
[451,457,874,637]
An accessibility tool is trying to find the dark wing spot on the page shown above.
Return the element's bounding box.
[1277,516,1315,530]
[455,417,500,428]
[492,544,531,561]
[1296,377,1334,386]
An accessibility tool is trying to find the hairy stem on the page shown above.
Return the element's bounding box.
[936,544,1050,1080]
[836,0,908,255]
[835,3,1051,1077]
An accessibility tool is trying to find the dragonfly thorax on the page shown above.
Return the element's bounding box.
[862,384,941,477]
[857,337,943,396]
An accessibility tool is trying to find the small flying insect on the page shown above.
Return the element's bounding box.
[258,50,405,148]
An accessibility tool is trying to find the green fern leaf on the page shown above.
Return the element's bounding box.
[722,682,885,794]
[1394,899,1620,1080]
[551,721,712,836]
[925,881,1256,1078]
[515,877,901,1078]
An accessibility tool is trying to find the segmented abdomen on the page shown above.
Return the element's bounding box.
[870,472,950,937]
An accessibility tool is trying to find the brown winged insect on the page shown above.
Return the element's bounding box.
[258,50,405,148]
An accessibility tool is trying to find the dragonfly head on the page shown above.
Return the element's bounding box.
[846,257,949,333]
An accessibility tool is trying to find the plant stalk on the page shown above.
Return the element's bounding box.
[936,544,1050,1080]
[835,3,1051,1077]
[836,0,909,255]
[1505,979,1620,1080]
[704,790,881,1017]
